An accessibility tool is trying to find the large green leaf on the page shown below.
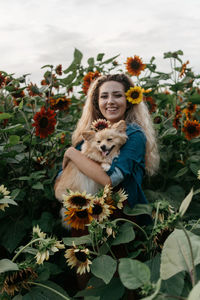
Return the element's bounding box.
[91,255,117,284]
[160,272,185,299]
[0,113,12,120]
[123,204,152,216]
[76,277,124,300]
[160,229,200,280]
[118,258,150,289]
[63,234,91,246]
[23,280,70,300]
[188,281,200,300]
[112,222,135,245]
[0,259,19,273]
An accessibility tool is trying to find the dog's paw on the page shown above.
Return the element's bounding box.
[101,163,111,171]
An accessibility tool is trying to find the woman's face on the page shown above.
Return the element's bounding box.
[98,81,127,124]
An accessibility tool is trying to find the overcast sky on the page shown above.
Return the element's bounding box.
[1,0,200,83]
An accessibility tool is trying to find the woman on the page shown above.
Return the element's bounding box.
[55,74,159,211]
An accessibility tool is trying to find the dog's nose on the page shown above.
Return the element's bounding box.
[100,145,106,151]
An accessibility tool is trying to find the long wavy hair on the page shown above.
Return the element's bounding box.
[72,74,159,175]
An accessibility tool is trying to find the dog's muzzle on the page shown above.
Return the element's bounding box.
[100,145,115,156]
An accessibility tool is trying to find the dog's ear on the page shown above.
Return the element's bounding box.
[82,130,95,141]
[112,120,126,132]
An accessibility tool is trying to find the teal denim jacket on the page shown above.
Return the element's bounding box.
[106,123,147,208]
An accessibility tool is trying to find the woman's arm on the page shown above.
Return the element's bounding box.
[63,147,112,186]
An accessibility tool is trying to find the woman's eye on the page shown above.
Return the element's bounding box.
[100,95,107,99]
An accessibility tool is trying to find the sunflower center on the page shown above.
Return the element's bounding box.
[75,251,87,262]
[131,61,140,70]
[93,204,103,215]
[187,125,196,133]
[76,210,88,219]
[39,117,49,128]
[71,196,87,206]
[131,91,139,99]
[96,123,107,130]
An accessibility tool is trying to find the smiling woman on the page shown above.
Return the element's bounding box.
[55,73,159,214]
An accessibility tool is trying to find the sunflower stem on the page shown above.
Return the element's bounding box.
[113,218,148,240]
[28,281,70,300]
[12,238,44,262]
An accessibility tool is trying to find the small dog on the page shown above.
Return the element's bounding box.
[54,120,127,202]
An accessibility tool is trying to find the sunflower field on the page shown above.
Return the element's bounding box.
[0,49,200,300]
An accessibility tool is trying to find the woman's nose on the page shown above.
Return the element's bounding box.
[107,95,114,103]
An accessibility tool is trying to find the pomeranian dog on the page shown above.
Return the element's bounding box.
[54,119,127,202]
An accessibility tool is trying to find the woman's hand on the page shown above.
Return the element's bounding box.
[62,147,75,169]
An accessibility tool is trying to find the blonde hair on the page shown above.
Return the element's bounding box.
[72,74,159,176]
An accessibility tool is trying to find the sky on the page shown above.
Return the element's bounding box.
[0,0,200,83]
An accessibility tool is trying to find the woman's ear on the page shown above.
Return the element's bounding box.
[82,130,96,141]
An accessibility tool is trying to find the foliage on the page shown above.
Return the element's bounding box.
[0,49,200,299]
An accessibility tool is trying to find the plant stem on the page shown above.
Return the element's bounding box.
[12,238,43,262]
[181,225,196,287]
[28,281,71,300]
[113,218,148,240]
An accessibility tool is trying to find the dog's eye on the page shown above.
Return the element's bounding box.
[107,138,112,141]
[97,140,101,144]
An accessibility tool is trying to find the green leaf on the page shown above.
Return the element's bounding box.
[91,255,117,284]
[173,167,188,178]
[0,124,23,133]
[100,54,119,65]
[74,48,83,64]
[0,113,12,120]
[179,188,193,217]
[160,272,185,299]
[118,258,150,289]
[112,222,135,245]
[188,281,200,300]
[97,53,105,61]
[123,204,152,216]
[160,229,200,280]
[23,280,70,300]
[88,57,95,67]
[189,92,200,104]
[63,234,91,246]
[9,135,20,145]
[76,277,124,300]
[160,128,177,139]
[141,279,162,300]
[32,182,44,190]
[0,259,19,273]
[0,198,17,206]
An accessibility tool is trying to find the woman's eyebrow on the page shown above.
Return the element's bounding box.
[100,90,122,94]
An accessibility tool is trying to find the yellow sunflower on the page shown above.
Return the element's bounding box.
[125,55,146,76]
[49,96,71,111]
[114,189,128,209]
[65,245,92,275]
[182,119,200,140]
[64,207,93,230]
[0,184,11,211]
[125,86,143,104]
[32,225,46,239]
[62,190,94,209]
[92,198,112,222]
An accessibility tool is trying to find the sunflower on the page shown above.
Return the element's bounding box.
[55,64,62,75]
[91,119,111,131]
[179,60,189,78]
[65,244,92,275]
[173,114,182,130]
[182,119,200,140]
[27,83,42,96]
[125,86,143,104]
[0,72,6,88]
[102,184,113,205]
[144,96,157,113]
[125,55,146,76]
[91,198,112,222]
[63,190,94,209]
[82,71,101,95]
[49,96,71,111]
[35,250,50,264]
[64,207,93,230]
[1,267,37,296]
[0,184,11,211]
[113,188,128,209]
[32,106,56,139]
[185,102,197,114]
[32,225,46,239]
